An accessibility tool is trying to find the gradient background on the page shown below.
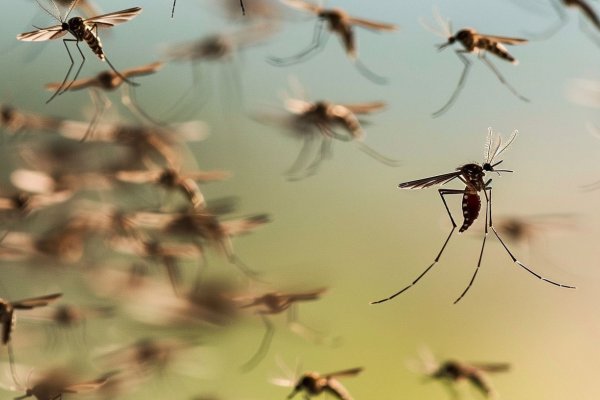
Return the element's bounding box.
[1,0,600,399]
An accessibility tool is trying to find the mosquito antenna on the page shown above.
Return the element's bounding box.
[432,7,451,38]
[419,17,447,39]
[35,0,61,21]
[492,129,518,161]
[64,0,81,21]
[483,127,494,164]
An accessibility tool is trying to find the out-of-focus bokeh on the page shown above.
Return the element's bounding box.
[1,0,600,399]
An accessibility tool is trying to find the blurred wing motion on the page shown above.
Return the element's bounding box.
[475,34,527,45]
[471,362,511,373]
[398,171,461,189]
[347,17,397,31]
[324,367,363,379]
[83,7,143,28]
[12,293,63,310]
[343,102,386,114]
[282,0,322,14]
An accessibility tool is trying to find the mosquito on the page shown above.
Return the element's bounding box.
[274,367,363,400]
[7,368,110,400]
[17,1,142,103]
[422,9,529,117]
[172,0,246,17]
[44,61,164,140]
[1,104,63,135]
[0,293,62,384]
[237,288,327,371]
[280,96,399,180]
[269,0,397,84]
[415,349,510,400]
[371,128,575,305]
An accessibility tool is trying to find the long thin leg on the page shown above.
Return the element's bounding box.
[578,13,600,47]
[523,0,567,39]
[82,88,109,142]
[268,21,327,66]
[479,53,529,102]
[240,315,274,372]
[432,50,471,118]
[453,187,492,304]
[121,84,164,126]
[488,187,576,289]
[355,141,401,166]
[371,189,464,304]
[286,135,317,179]
[222,238,263,280]
[171,0,176,18]
[61,41,86,95]
[240,0,246,15]
[7,343,23,387]
[46,38,78,104]
[353,58,388,85]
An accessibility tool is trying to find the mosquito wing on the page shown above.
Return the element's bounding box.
[84,7,142,28]
[282,0,322,14]
[471,362,511,373]
[347,17,397,31]
[286,287,327,301]
[475,33,527,45]
[17,25,67,42]
[341,102,386,114]
[45,75,99,91]
[62,377,108,393]
[11,293,62,310]
[122,61,164,78]
[324,367,363,379]
[324,379,353,400]
[114,170,161,184]
[399,171,461,190]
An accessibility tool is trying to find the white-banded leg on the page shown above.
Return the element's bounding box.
[479,52,529,102]
[454,185,492,304]
[488,187,576,289]
[433,50,471,117]
[371,189,464,304]
[267,20,328,65]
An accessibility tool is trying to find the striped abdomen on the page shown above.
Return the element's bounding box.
[83,26,105,60]
[477,39,515,63]
[459,188,481,233]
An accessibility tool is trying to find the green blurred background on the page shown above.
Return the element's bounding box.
[1,0,600,399]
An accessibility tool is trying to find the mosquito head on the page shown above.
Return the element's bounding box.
[67,17,83,32]
[482,160,513,175]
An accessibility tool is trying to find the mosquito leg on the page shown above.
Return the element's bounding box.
[479,53,529,102]
[163,255,182,296]
[371,189,464,304]
[267,21,328,66]
[286,135,317,179]
[46,38,77,104]
[7,343,23,387]
[355,141,402,166]
[240,314,274,372]
[353,58,388,85]
[488,186,575,289]
[454,187,492,304]
[62,41,86,94]
[222,238,263,280]
[523,0,567,39]
[171,0,177,18]
[121,84,165,126]
[305,136,331,176]
[240,0,246,15]
[578,13,600,48]
[432,50,471,118]
[82,89,108,142]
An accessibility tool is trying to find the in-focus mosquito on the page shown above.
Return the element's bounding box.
[273,367,363,400]
[421,9,529,117]
[269,0,397,84]
[237,288,327,372]
[17,1,142,103]
[172,0,245,17]
[371,128,575,305]
[45,61,164,140]
[276,94,399,180]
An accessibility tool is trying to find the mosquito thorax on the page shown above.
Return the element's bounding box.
[97,71,118,89]
[434,361,462,380]
[0,105,15,123]
[12,192,31,211]
[319,9,343,26]
[158,168,177,187]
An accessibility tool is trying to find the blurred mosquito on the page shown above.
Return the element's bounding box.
[1,104,63,135]
[53,0,101,18]
[6,367,110,400]
[524,1,600,44]
[45,61,164,140]
[279,96,399,180]
[371,128,575,305]
[421,9,529,117]
[273,366,363,400]
[414,349,509,400]
[269,0,397,84]
[172,1,246,18]
[17,1,142,103]
[129,201,270,279]
[237,287,327,371]
[114,167,231,210]
[0,293,62,384]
